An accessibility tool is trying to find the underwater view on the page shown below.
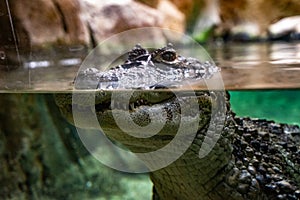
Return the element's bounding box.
[230,90,300,126]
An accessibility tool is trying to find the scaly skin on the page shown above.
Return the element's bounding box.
[55,44,300,200]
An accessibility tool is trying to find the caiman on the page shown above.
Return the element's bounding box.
[55,44,300,200]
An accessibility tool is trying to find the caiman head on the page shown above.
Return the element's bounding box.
[55,43,228,154]
[55,44,241,200]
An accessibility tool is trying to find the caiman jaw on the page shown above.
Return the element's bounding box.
[55,90,234,200]
[55,90,216,148]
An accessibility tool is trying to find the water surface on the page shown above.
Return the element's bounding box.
[1,42,300,92]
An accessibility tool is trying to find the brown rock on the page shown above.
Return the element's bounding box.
[217,0,300,38]
[81,0,185,46]
[157,0,185,32]
[52,0,89,44]
[5,0,186,50]
[81,0,162,43]
[10,0,89,47]
[134,0,159,8]
[134,0,202,31]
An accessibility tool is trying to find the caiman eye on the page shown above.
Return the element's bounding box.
[161,51,176,62]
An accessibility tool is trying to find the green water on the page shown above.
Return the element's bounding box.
[229,90,300,126]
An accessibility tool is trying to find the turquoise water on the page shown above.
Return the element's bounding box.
[229,90,300,125]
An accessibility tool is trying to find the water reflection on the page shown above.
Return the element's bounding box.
[0,45,87,91]
[0,42,300,91]
[207,42,300,89]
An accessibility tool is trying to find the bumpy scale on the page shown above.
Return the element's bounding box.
[75,43,219,89]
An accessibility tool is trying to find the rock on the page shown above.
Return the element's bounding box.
[269,16,300,40]
[134,0,159,8]
[157,0,185,32]
[134,0,203,31]
[81,0,185,45]
[81,0,162,44]
[7,0,186,50]
[11,0,89,47]
[216,0,300,40]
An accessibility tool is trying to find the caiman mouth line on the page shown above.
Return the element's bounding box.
[59,89,213,147]
[68,90,174,113]
[69,89,206,113]
[103,91,207,111]
[95,92,175,112]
